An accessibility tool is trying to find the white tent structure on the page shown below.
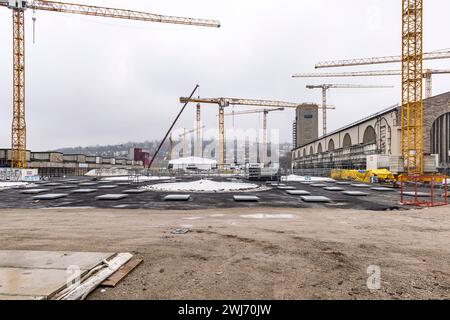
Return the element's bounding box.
[169,157,217,171]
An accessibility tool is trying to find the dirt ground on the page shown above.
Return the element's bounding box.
[0,206,449,300]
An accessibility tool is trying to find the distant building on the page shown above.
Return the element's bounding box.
[292,91,450,175]
[129,148,150,167]
[294,104,319,148]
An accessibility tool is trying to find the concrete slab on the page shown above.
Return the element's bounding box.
[301,196,331,203]
[324,187,345,191]
[311,184,328,188]
[371,187,396,192]
[0,294,44,300]
[351,184,371,188]
[79,183,98,187]
[233,195,260,202]
[336,181,352,185]
[117,183,131,186]
[33,194,68,200]
[43,183,63,187]
[21,189,50,195]
[163,195,191,201]
[97,185,119,189]
[71,189,98,194]
[96,194,129,201]
[342,191,369,196]
[286,190,311,196]
[402,192,432,197]
[66,181,82,184]
[277,186,296,190]
[55,186,77,190]
[0,250,113,299]
[123,189,146,194]
[0,251,112,270]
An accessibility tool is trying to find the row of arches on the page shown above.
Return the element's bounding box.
[299,126,377,157]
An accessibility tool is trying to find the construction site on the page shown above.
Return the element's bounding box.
[0,0,449,303]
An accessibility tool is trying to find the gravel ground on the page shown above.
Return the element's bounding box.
[0,206,449,300]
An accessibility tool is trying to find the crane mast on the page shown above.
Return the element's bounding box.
[224,108,284,165]
[0,0,220,168]
[305,84,393,136]
[402,0,424,175]
[180,97,329,168]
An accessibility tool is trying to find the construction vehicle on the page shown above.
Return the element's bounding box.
[180,97,334,169]
[224,108,284,165]
[293,69,450,99]
[0,0,220,169]
[305,84,394,135]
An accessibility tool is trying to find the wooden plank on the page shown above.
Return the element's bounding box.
[60,253,132,300]
[101,257,143,288]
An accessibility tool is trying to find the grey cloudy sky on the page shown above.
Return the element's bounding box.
[0,0,449,151]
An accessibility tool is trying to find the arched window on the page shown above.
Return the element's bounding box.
[431,112,450,167]
[328,139,335,151]
[309,146,314,155]
[343,133,352,148]
[363,126,377,145]
[303,149,307,157]
[317,143,323,154]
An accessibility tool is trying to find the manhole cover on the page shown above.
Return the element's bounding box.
[71,189,98,194]
[277,186,296,190]
[342,191,368,196]
[97,185,119,189]
[371,187,396,192]
[21,189,50,194]
[163,195,191,201]
[286,190,311,195]
[351,184,371,188]
[96,194,129,201]
[123,189,146,194]
[233,195,259,202]
[301,196,331,203]
[324,187,345,191]
[33,194,68,200]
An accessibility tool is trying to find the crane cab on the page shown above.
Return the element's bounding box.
[8,0,27,9]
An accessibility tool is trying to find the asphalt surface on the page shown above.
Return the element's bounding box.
[0,176,441,211]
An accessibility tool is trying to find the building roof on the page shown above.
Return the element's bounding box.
[295,91,450,151]
[294,103,399,150]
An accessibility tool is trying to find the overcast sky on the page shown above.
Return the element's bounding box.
[0,0,449,151]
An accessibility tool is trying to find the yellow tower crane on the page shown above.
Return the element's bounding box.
[305,84,394,136]
[0,0,220,169]
[314,50,450,69]
[312,1,429,176]
[179,97,334,168]
[293,69,450,99]
[224,108,284,165]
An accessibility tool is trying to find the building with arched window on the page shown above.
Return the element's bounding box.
[292,92,450,175]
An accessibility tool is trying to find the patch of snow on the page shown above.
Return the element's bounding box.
[102,176,172,182]
[282,175,335,183]
[143,179,262,193]
[0,181,31,190]
[240,214,295,219]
